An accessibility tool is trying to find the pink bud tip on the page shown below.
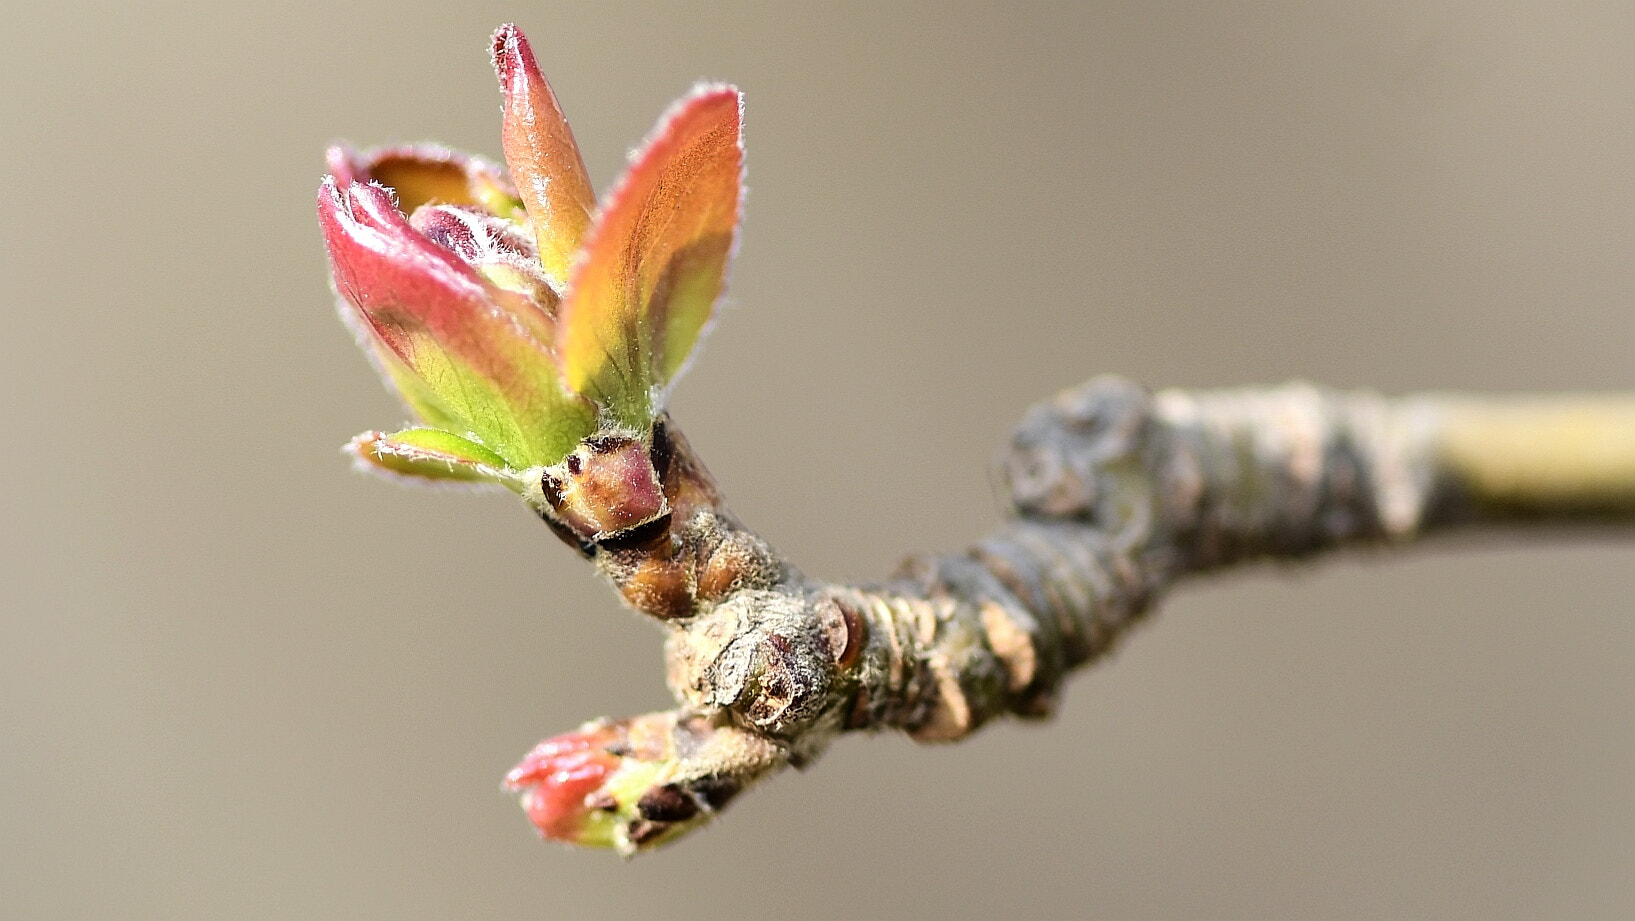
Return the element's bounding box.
[504,724,623,843]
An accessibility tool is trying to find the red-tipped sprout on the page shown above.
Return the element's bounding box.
[504,712,788,854]
[506,723,629,846]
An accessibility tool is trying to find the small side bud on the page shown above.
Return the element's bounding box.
[505,722,634,848]
[505,711,786,855]
[635,784,699,822]
[816,594,866,670]
[697,529,782,600]
[618,557,695,621]
[669,591,835,735]
[541,434,670,541]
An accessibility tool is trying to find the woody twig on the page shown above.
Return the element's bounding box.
[317,23,1635,855]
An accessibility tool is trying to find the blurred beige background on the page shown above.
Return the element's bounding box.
[5,1,1634,918]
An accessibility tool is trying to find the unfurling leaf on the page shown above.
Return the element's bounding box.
[558,85,744,430]
[319,179,597,468]
[491,23,598,292]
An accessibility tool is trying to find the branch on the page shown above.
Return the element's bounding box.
[316,22,1635,857]
[504,376,1635,854]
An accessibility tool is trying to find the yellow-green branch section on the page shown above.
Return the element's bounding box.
[1434,395,1635,521]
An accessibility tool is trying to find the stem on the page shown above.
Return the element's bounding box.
[524,377,1635,853]
[1432,395,1635,522]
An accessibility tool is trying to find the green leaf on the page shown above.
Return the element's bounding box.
[346,429,524,490]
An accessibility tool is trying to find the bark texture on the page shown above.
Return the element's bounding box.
[534,377,1635,853]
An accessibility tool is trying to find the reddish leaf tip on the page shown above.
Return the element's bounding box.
[490,22,523,80]
[324,145,360,186]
